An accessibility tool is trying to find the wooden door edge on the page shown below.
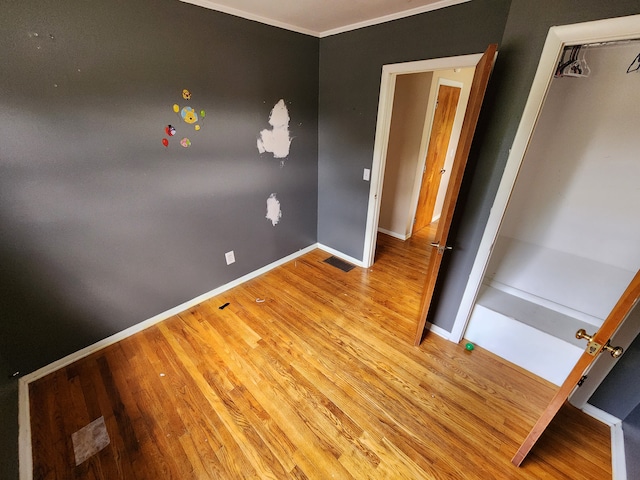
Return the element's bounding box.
[512,270,640,466]
[412,43,498,347]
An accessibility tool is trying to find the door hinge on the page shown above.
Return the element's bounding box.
[577,375,588,387]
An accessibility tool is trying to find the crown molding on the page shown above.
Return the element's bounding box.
[180,0,471,38]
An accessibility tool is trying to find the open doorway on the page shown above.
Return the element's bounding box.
[362,47,498,345]
[361,53,486,269]
[375,68,473,243]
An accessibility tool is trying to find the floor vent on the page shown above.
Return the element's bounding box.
[323,256,356,272]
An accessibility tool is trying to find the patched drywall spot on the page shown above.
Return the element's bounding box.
[257,99,291,159]
[266,194,282,226]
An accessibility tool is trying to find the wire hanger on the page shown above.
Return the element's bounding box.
[627,53,640,73]
[555,45,590,78]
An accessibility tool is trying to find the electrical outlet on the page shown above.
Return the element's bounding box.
[363,168,371,181]
[225,251,235,265]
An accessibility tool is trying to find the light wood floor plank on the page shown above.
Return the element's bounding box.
[29,228,612,479]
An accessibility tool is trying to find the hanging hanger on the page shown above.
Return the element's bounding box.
[555,46,589,78]
[627,53,640,73]
[562,45,590,78]
[555,46,576,77]
[577,47,590,77]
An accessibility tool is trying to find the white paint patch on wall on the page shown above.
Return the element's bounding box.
[266,193,282,226]
[257,99,291,159]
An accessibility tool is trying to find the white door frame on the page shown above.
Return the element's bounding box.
[449,14,640,343]
[362,53,483,268]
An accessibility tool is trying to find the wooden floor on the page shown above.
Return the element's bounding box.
[29,227,612,479]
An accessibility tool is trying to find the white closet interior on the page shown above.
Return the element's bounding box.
[465,41,640,385]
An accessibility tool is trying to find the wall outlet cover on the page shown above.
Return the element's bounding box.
[225,251,235,265]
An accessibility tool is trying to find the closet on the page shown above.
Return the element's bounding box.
[464,41,640,386]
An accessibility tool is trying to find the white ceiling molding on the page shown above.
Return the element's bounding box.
[179,0,319,36]
[179,0,471,38]
[319,0,472,38]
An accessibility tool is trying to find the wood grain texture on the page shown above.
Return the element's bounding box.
[414,84,461,232]
[414,44,497,346]
[30,229,611,479]
[512,269,640,466]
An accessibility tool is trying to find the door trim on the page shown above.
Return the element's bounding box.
[449,13,640,343]
[362,53,483,268]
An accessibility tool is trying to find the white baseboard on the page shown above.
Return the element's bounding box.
[426,323,450,340]
[18,378,31,480]
[317,243,366,268]
[582,403,626,480]
[377,228,408,241]
[582,403,621,426]
[18,243,318,480]
[611,422,627,480]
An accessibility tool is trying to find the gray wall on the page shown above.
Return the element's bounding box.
[0,0,319,376]
[590,332,640,476]
[1,4,318,473]
[0,352,18,480]
[317,0,511,260]
[590,332,640,420]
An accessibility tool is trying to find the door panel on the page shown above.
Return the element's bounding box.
[413,43,498,346]
[512,269,640,466]
[414,85,461,232]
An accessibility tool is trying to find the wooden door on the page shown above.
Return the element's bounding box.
[414,85,461,232]
[512,269,640,466]
[413,43,498,346]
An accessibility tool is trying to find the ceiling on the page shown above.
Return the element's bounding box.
[180,0,471,37]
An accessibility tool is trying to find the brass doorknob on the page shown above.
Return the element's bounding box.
[575,329,593,342]
[603,341,624,359]
[575,329,624,358]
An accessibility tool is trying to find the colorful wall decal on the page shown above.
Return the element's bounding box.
[181,106,197,124]
[257,99,291,159]
[163,89,206,148]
